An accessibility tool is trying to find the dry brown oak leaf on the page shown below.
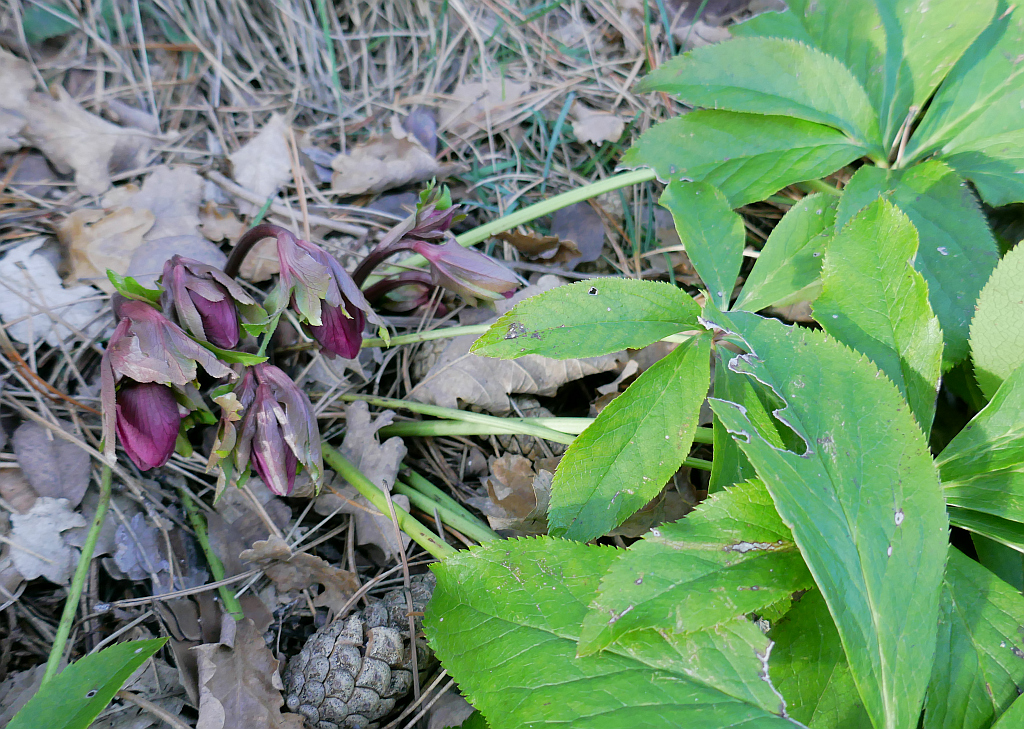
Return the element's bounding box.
[240,536,359,616]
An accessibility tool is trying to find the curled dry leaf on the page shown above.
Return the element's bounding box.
[494,229,580,264]
[438,79,532,137]
[0,239,107,346]
[240,535,359,615]
[330,122,442,197]
[480,454,553,535]
[410,276,625,413]
[20,87,151,196]
[12,419,90,508]
[314,402,410,559]
[193,618,304,729]
[59,206,154,291]
[550,201,606,266]
[200,201,248,243]
[228,113,293,216]
[120,165,204,240]
[9,497,86,584]
[571,103,625,145]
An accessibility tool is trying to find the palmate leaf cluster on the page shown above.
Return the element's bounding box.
[424,1,1024,728]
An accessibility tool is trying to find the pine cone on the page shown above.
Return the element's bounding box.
[284,572,436,729]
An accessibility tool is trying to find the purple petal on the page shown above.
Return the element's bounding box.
[189,288,240,348]
[115,382,182,471]
[307,301,364,359]
[249,384,296,495]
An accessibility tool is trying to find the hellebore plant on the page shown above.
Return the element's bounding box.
[100,298,233,471]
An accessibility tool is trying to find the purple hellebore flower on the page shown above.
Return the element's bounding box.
[275,231,384,359]
[411,238,518,306]
[229,363,323,496]
[115,381,182,470]
[101,300,234,471]
[161,256,263,349]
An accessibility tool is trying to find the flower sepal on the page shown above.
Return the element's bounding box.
[107,270,162,304]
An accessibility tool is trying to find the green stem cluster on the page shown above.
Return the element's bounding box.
[179,488,245,621]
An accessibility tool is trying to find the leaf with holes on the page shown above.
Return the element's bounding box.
[7,639,167,729]
[577,480,814,655]
[424,538,802,729]
[705,307,947,729]
[471,279,699,360]
[548,332,711,542]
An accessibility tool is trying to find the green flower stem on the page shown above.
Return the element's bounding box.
[322,444,457,560]
[685,456,713,471]
[797,178,842,196]
[333,393,576,445]
[380,418,714,445]
[41,465,113,687]
[179,489,245,621]
[402,469,490,531]
[364,169,658,284]
[393,481,498,544]
[361,324,491,349]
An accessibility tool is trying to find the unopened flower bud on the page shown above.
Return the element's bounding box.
[161,256,263,349]
[115,381,183,470]
[412,239,518,306]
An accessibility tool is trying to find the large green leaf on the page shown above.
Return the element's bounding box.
[733,3,887,118]
[970,244,1024,398]
[837,161,1000,365]
[905,2,1024,163]
[992,693,1024,728]
[943,130,1024,207]
[925,547,1024,729]
[871,0,995,147]
[710,358,762,493]
[705,308,948,729]
[622,111,865,207]
[658,181,745,309]
[638,37,881,150]
[425,538,801,729]
[548,333,711,541]
[470,279,700,360]
[734,193,838,313]
[578,480,814,655]
[8,638,167,729]
[768,589,871,728]
[813,198,943,430]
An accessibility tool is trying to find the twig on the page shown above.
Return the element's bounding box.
[41,464,112,686]
[116,690,193,729]
[179,488,245,621]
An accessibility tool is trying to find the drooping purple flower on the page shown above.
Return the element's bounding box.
[230,363,322,495]
[161,256,264,349]
[274,231,383,359]
[115,381,182,470]
[411,238,518,306]
[101,300,234,471]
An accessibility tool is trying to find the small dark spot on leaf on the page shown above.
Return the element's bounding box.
[588,287,599,295]
[85,689,98,698]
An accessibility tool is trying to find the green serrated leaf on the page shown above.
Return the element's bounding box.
[837,161,1000,365]
[942,129,1024,206]
[734,193,838,313]
[548,332,711,541]
[638,37,881,150]
[768,589,871,729]
[622,110,865,208]
[578,480,814,655]
[471,279,699,360]
[971,243,1024,398]
[905,2,1024,164]
[8,638,167,729]
[949,507,1024,554]
[658,181,745,310]
[939,362,1024,482]
[106,270,162,304]
[730,8,814,44]
[924,547,1024,729]
[872,0,995,147]
[705,307,947,729]
[709,357,758,493]
[971,535,1024,592]
[424,538,800,729]
[813,198,943,430]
